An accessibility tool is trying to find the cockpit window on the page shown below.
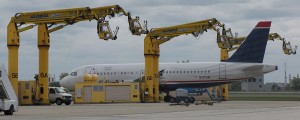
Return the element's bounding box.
[70,72,77,76]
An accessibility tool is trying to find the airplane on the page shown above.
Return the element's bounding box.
[60,21,277,94]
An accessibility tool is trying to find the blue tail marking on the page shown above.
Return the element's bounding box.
[225,21,271,63]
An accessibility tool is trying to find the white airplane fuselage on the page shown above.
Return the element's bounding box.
[60,62,277,91]
[60,21,275,91]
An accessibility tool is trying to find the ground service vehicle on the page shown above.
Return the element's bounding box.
[169,89,195,104]
[0,66,18,115]
[48,87,72,105]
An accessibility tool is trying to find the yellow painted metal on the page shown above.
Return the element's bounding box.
[17,25,36,33]
[37,24,50,104]
[18,80,36,105]
[7,19,19,95]
[220,48,229,62]
[13,5,146,37]
[83,74,92,81]
[221,84,229,100]
[7,5,147,105]
[143,18,225,102]
[153,54,160,102]
[144,55,155,102]
[144,35,155,102]
[74,82,140,103]
[218,30,297,56]
[220,48,229,100]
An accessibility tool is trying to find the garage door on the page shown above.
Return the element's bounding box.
[105,86,130,101]
[83,86,92,102]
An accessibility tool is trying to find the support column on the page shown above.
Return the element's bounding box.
[153,42,160,102]
[220,48,229,101]
[37,24,50,104]
[144,35,154,102]
[144,55,154,102]
[7,19,19,95]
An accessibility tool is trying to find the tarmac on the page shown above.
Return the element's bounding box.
[1,101,300,120]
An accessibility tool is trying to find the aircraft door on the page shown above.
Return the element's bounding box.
[85,67,92,74]
[219,64,226,79]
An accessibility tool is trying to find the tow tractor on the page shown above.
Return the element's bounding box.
[0,65,18,115]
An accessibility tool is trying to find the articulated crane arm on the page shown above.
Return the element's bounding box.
[143,18,225,102]
[7,5,147,104]
[219,31,297,54]
[148,18,224,45]
[10,5,147,40]
[268,33,297,55]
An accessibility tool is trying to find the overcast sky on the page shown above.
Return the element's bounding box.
[0,0,299,83]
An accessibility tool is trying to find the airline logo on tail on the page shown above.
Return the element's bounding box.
[225,21,271,63]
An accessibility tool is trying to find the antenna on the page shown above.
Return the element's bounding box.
[284,62,287,85]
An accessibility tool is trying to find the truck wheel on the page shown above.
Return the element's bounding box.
[175,97,181,104]
[189,97,196,103]
[4,105,14,115]
[164,96,170,102]
[183,97,190,104]
[56,98,63,105]
[170,97,176,103]
[65,101,71,105]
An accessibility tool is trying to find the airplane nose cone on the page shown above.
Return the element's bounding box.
[59,76,74,91]
[59,77,67,87]
[275,65,278,70]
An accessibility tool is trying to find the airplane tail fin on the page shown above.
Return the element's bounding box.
[225,21,271,63]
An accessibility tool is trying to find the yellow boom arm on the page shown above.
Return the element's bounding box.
[219,31,297,55]
[11,5,147,40]
[142,18,225,102]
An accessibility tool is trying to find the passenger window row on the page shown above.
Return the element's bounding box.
[99,72,135,76]
[164,70,210,74]
[97,70,211,76]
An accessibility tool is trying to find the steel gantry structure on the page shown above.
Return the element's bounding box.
[142,18,225,102]
[216,29,297,100]
[7,5,147,104]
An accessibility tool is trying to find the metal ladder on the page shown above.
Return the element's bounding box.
[0,82,8,100]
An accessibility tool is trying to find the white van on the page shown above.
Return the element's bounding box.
[48,87,72,105]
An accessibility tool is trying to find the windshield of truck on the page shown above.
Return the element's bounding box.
[54,88,66,93]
